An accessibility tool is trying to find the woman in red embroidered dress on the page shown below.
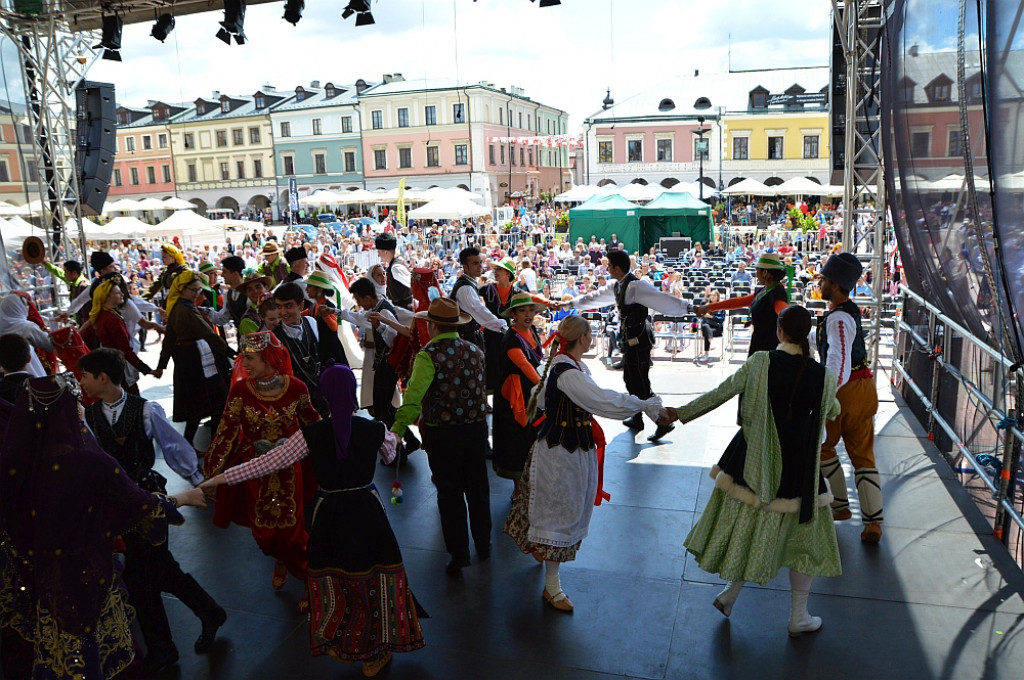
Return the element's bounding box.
[203,331,320,605]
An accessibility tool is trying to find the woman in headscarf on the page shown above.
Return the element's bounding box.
[0,373,207,680]
[80,276,160,393]
[145,243,187,304]
[202,331,320,607]
[156,270,234,445]
[0,293,55,377]
[201,364,425,677]
[662,306,842,635]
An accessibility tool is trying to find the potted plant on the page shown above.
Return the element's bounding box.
[788,207,803,229]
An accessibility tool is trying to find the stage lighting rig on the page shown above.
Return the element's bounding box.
[283,0,304,25]
[151,14,175,42]
[530,0,561,6]
[96,13,123,61]
[342,0,374,26]
[217,0,247,45]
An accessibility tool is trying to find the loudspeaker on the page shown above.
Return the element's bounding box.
[74,81,116,215]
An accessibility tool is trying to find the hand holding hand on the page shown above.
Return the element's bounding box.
[657,407,678,426]
[151,369,164,380]
[198,473,227,500]
[173,488,207,509]
[694,304,710,317]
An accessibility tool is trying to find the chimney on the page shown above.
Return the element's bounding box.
[310,80,320,89]
[392,73,404,82]
[383,74,393,83]
[908,44,919,57]
[212,90,221,99]
[694,69,699,76]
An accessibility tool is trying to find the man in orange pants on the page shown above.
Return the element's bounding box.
[817,253,883,543]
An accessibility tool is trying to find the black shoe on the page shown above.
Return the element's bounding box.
[141,643,179,677]
[647,424,675,442]
[404,433,421,455]
[622,415,643,430]
[194,606,227,653]
[445,556,470,575]
[477,544,492,561]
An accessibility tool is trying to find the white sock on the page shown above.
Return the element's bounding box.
[544,560,561,594]
[717,580,744,606]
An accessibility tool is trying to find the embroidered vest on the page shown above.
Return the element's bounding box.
[614,273,653,349]
[537,362,594,453]
[421,337,487,427]
[817,299,869,372]
[85,394,166,493]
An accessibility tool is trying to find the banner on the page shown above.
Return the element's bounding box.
[396,177,406,228]
[288,178,299,213]
[485,133,584,148]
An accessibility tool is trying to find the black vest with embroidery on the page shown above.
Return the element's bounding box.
[450,275,485,346]
[614,273,653,349]
[274,319,322,396]
[749,284,789,355]
[387,258,413,309]
[537,362,594,453]
[85,394,166,493]
[816,299,869,372]
[372,298,397,369]
[226,289,248,327]
[420,337,487,426]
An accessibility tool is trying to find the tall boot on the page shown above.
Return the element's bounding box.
[821,456,850,520]
[787,570,821,637]
[169,573,227,653]
[855,467,884,542]
[713,580,745,617]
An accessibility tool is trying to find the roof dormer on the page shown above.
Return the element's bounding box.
[924,74,953,103]
[748,85,768,109]
[295,86,307,102]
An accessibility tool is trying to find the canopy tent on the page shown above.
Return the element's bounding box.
[298,190,348,206]
[407,196,489,220]
[553,184,604,203]
[615,182,664,202]
[773,177,829,196]
[419,186,486,203]
[669,181,718,198]
[568,193,641,251]
[162,197,198,210]
[96,216,149,239]
[721,178,775,196]
[101,198,143,214]
[148,208,217,238]
[0,216,48,251]
[638,191,714,252]
[135,197,169,211]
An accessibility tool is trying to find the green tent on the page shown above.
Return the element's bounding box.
[638,192,714,253]
[568,193,641,251]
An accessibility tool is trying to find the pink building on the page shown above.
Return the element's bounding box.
[110,101,183,199]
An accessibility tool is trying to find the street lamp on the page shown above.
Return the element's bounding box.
[692,115,710,201]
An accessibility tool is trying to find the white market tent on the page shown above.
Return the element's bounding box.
[163,197,198,210]
[299,190,348,206]
[0,216,47,250]
[102,198,143,214]
[98,216,149,239]
[136,197,169,211]
[773,177,830,196]
[553,184,603,202]
[419,186,486,203]
[721,178,775,196]
[669,181,718,198]
[148,209,216,237]
[408,196,489,220]
[616,182,664,202]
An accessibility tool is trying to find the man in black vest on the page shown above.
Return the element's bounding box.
[208,255,250,349]
[567,250,693,442]
[450,247,508,351]
[816,252,883,543]
[272,282,342,415]
[375,234,414,310]
[77,349,226,675]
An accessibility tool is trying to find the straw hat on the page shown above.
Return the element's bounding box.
[234,269,272,292]
[261,242,280,257]
[491,257,517,278]
[304,270,336,296]
[414,298,472,326]
[754,253,785,270]
[502,292,544,318]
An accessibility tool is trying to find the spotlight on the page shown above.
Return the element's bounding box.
[355,11,375,26]
[217,0,247,45]
[342,0,373,25]
[283,0,304,25]
[95,13,123,61]
[151,14,175,42]
[539,0,561,6]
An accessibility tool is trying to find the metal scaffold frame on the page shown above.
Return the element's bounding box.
[831,0,887,373]
[0,15,99,261]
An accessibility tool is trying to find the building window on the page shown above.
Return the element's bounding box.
[627,139,642,162]
[598,141,613,163]
[518,111,522,129]
[280,121,291,137]
[312,118,323,135]
[499,108,503,125]
[511,145,516,166]
[129,167,139,185]
[656,139,673,162]
[219,162,230,180]
[216,130,228,147]
[235,160,245,179]
[255,95,265,109]
[453,103,465,124]
[249,127,261,144]
[341,116,352,133]
[158,133,168,149]
[528,148,533,166]
[489,145,495,165]
[733,137,749,160]
[947,129,963,157]
[232,129,243,145]
[196,102,206,115]
[371,110,383,129]
[751,91,768,108]
[113,168,122,186]
[187,164,197,182]
[161,164,171,183]
[125,137,136,153]
[527,114,531,130]
[398,147,412,168]
[314,153,327,174]
[500,146,506,165]
[425,105,437,126]
[397,108,409,128]
[344,151,356,173]
[283,156,295,175]
[253,159,263,178]
[803,135,819,159]
[520,147,525,166]
[221,100,230,113]
[767,135,785,159]
[427,146,439,167]
[454,144,468,165]
[146,166,156,184]
[183,133,194,149]
[142,135,152,150]
[911,131,930,157]
[374,149,387,170]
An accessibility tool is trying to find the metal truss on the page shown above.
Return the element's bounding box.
[832,0,887,373]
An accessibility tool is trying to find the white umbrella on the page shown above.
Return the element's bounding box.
[100,216,149,238]
[337,189,378,204]
[0,216,47,251]
[102,198,143,214]
[299,190,346,206]
[925,174,966,191]
[772,177,828,196]
[670,181,718,197]
[407,196,489,220]
[136,197,169,211]
[163,197,198,210]
[721,178,774,196]
[553,185,602,202]
[615,183,664,202]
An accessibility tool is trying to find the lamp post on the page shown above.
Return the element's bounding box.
[692,115,710,201]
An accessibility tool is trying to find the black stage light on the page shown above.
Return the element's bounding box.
[151,14,175,42]
[539,0,561,6]
[355,11,375,26]
[217,0,247,45]
[342,0,372,23]
[96,14,123,61]
[283,0,304,25]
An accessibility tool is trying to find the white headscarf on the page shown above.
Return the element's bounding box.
[0,295,52,376]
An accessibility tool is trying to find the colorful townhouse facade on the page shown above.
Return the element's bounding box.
[109,101,180,200]
[0,100,38,206]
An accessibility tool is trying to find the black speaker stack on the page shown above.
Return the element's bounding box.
[74,81,116,215]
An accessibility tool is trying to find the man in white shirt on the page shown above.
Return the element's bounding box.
[450,247,508,350]
[567,250,693,442]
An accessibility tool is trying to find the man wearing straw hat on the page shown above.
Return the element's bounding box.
[256,241,289,288]
[392,298,491,575]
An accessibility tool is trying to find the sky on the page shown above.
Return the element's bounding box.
[55,0,834,131]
